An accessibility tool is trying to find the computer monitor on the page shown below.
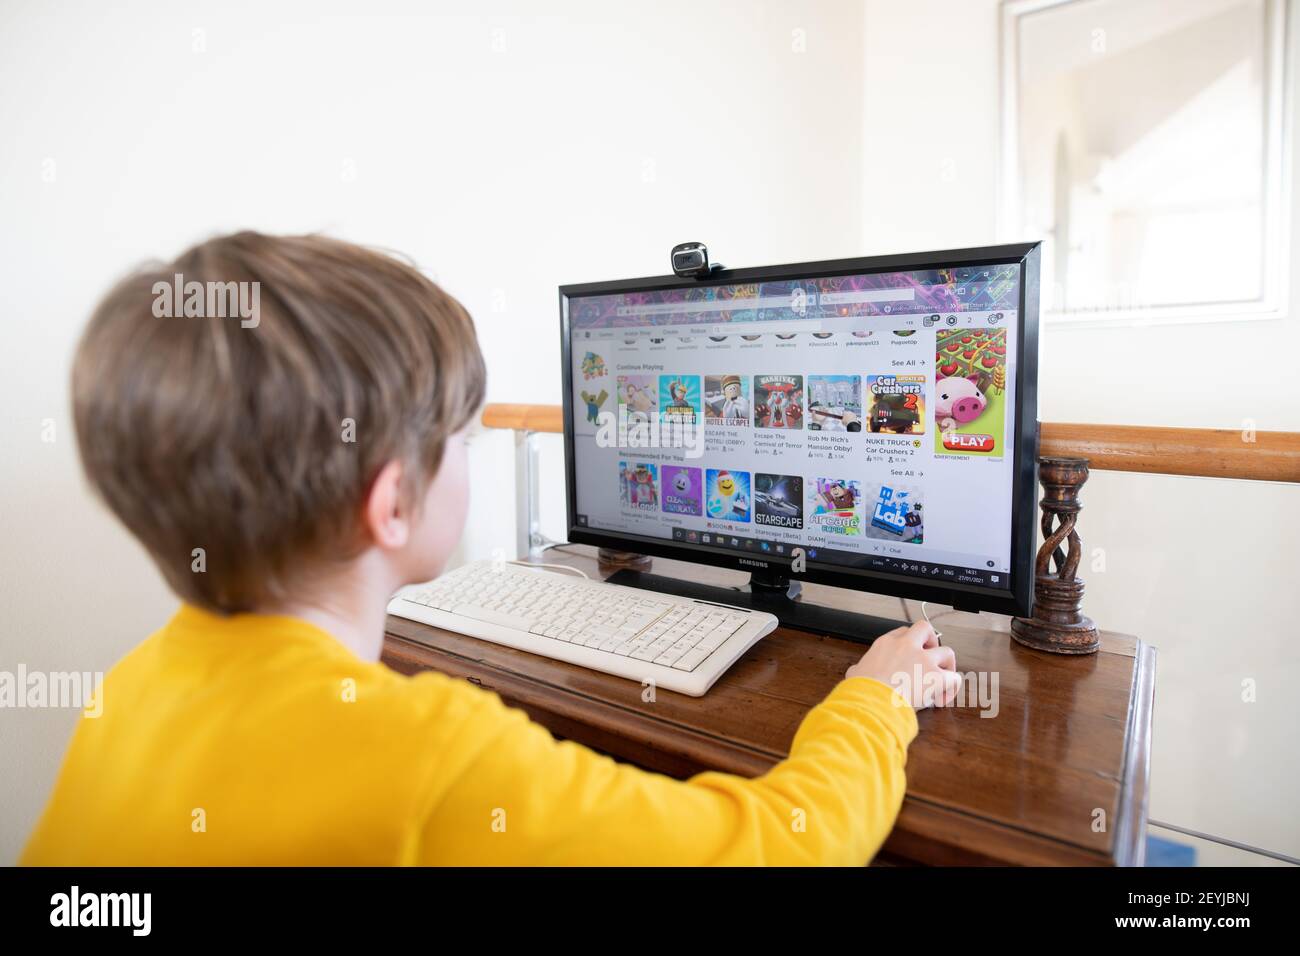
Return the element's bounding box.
[559,244,1040,640]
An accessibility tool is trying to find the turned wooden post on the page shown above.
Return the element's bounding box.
[1011,456,1100,655]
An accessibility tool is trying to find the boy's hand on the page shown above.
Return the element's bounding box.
[845,621,960,711]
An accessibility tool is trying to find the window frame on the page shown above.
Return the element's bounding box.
[998,0,1292,327]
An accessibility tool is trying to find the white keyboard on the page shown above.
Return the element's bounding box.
[387,561,778,696]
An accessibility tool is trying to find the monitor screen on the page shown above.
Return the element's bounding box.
[561,247,1038,612]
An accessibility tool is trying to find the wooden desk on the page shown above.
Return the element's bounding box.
[383,546,1155,866]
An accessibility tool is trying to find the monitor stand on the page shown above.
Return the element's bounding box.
[604,566,904,645]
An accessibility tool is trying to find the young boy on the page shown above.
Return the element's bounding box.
[22,232,959,866]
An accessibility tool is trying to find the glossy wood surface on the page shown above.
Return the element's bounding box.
[480,403,564,434]
[1038,421,1300,483]
[479,403,1300,483]
[383,546,1155,866]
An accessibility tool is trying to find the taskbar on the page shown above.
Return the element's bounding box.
[665,526,1007,589]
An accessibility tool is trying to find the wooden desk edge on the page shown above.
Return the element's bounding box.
[1112,642,1157,867]
[884,638,1155,868]
[383,621,1154,867]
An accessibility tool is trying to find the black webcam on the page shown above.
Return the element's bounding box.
[671,241,723,279]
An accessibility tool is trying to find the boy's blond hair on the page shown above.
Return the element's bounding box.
[72,232,485,613]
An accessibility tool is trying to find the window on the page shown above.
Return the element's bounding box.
[1000,0,1289,324]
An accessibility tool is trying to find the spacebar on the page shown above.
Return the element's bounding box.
[451,604,536,632]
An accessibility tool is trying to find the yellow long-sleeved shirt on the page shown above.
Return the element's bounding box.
[22,604,917,865]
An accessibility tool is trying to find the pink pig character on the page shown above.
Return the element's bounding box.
[935,374,987,432]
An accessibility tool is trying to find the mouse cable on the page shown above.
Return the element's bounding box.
[901,599,945,644]
[921,601,943,645]
[507,560,590,580]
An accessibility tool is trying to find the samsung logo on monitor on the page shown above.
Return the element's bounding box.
[736,557,769,569]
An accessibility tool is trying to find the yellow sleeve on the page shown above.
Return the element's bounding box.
[418,676,918,866]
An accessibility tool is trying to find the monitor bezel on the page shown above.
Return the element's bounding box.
[558,243,1041,618]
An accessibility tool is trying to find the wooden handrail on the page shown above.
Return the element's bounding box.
[1038,423,1300,483]
[481,403,565,434]
[481,403,1300,484]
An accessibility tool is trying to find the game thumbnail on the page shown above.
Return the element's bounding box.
[807,477,861,535]
[754,375,803,429]
[865,373,926,435]
[659,375,701,425]
[580,351,607,380]
[807,375,862,432]
[754,473,803,530]
[934,327,1007,456]
[578,387,609,427]
[661,465,703,516]
[619,461,659,511]
[705,468,752,522]
[703,374,751,426]
[616,375,657,426]
[865,484,923,544]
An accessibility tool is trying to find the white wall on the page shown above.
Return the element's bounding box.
[3,0,1295,867]
[864,0,1300,864]
[0,0,867,862]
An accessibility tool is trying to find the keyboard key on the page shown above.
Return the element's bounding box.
[673,647,712,672]
[696,629,732,653]
[645,635,675,655]
[654,637,698,666]
[452,604,535,631]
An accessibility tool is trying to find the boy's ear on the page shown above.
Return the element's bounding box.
[364,459,410,550]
